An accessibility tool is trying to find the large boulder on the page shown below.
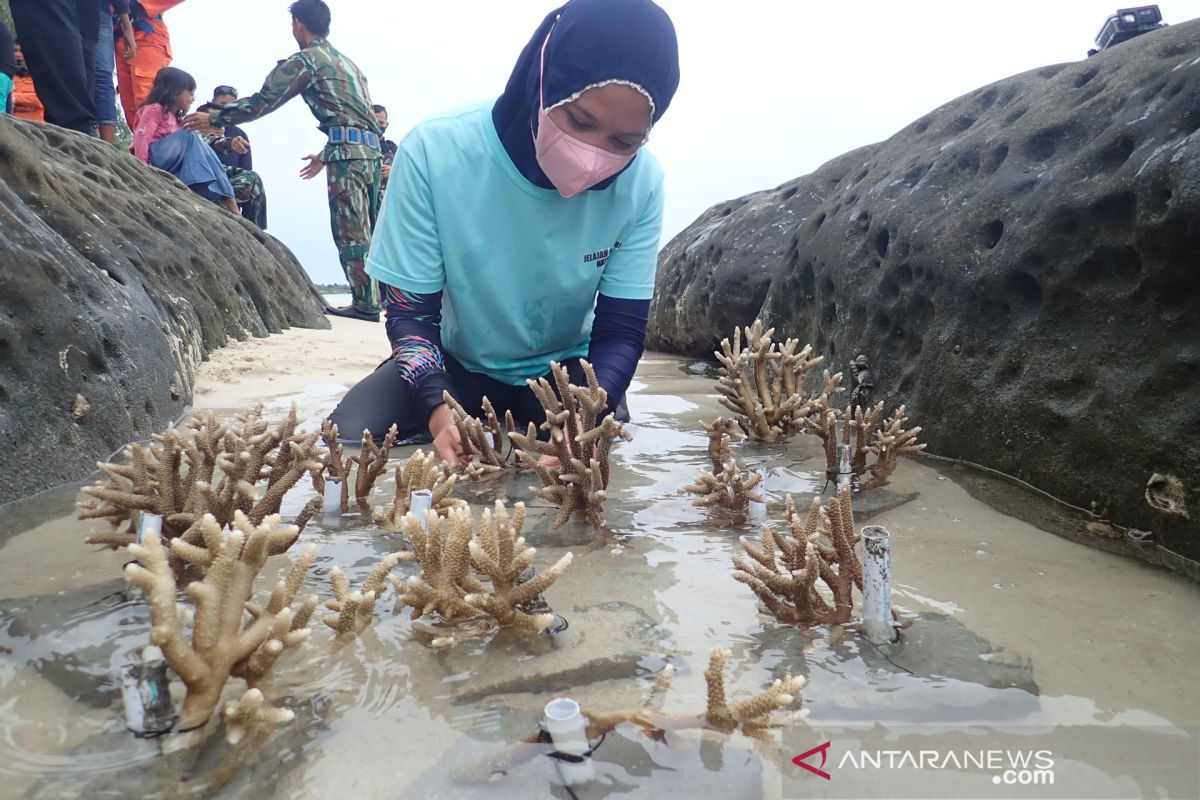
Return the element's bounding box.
[649,21,1200,559]
[0,116,329,506]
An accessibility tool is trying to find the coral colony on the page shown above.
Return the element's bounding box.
[81,406,322,575]
[584,647,805,739]
[733,487,864,626]
[442,391,514,480]
[316,420,398,514]
[124,513,317,731]
[79,321,919,755]
[507,360,633,527]
[377,448,466,528]
[323,553,402,635]
[800,399,926,490]
[683,456,764,516]
[715,320,843,441]
[392,502,573,645]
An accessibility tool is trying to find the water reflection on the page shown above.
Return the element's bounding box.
[0,354,1197,797]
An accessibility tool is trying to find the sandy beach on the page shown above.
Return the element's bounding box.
[191,317,388,414]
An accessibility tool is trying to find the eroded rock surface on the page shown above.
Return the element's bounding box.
[649,22,1200,559]
[0,116,328,505]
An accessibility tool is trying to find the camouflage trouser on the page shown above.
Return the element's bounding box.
[227,167,267,229]
[326,157,382,313]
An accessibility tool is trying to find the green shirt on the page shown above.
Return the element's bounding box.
[210,38,381,162]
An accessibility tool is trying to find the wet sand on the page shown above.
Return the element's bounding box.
[192,316,388,417]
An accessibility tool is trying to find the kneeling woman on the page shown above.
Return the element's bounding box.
[329,0,680,466]
[333,0,681,465]
[132,67,244,214]
[333,0,681,462]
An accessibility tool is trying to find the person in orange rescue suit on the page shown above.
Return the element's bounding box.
[11,40,45,122]
[115,0,184,129]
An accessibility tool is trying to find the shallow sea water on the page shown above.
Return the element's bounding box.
[1,353,1198,799]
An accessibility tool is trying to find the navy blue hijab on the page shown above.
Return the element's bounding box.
[492,0,680,192]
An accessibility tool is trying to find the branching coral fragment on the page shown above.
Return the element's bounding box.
[463,501,572,631]
[349,425,399,513]
[443,392,514,479]
[800,400,925,490]
[124,512,317,730]
[323,553,401,634]
[377,449,466,528]
[80,405,322,564]
[683,460,764,516]
[583,647,804,740]
[222,688,295,745]
[392,508,485,622]
[701,417,744,474]
[732,486,863,626]
[860,405,925,490]
[703,647,803,733]
[508,360,632,527]
[392,502,572,642]
[316,421,398,514]
[714,320,843,441]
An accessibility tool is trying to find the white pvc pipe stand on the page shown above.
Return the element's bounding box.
[137,512,163,545]
[322,477,342,523]
[747,469,767,524]
[860,525,897,645]
[543,697,594,784]
[409,489,433,532]
[835,443,853,491]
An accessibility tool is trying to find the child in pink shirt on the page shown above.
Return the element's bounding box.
[133,67,244,214]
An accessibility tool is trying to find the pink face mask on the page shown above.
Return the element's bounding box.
[533,32,639,198]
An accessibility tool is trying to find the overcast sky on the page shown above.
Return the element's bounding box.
[168,0,1200,286]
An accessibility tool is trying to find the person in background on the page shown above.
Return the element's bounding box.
[8,0,98,134]
[0,21,14,115]
[196,86,268,228]
[183,0,384,322]
[10,41,45,122]
[326,0,680,460]
[133,66,243,215]
[209,85,253,170]
[96,1,137,142]
[373,103,397,208]
[115,0,184,129]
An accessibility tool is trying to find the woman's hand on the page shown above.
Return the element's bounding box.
[299,153,325,180]
[429,404,465,466]
[231,136,250,155]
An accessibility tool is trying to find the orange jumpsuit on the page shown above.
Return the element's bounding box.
[11,73,44,122]
[115,0,186,128]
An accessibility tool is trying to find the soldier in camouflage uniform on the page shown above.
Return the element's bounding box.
[183,0,382,321]
[193,118,267,229]
[372,104,398,210]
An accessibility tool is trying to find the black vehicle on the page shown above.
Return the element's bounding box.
[1088,5,1168,55]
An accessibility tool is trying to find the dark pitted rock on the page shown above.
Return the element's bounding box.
[0,116,329,506]
[649,21,1200,563]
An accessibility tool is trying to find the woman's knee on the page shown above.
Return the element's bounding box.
[327,360,426,443]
